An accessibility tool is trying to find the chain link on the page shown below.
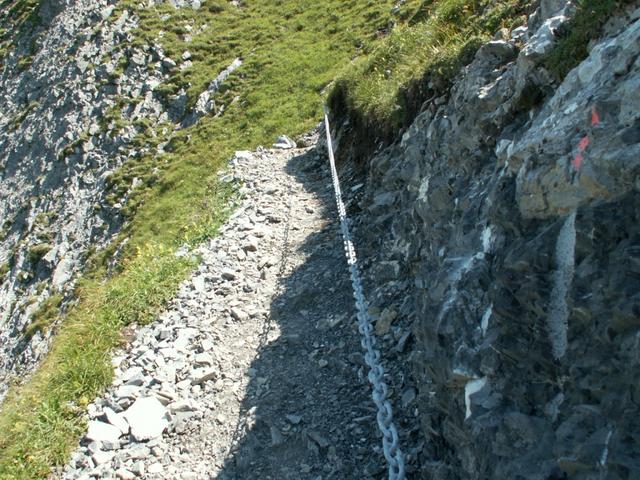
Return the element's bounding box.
[323,107,406,480]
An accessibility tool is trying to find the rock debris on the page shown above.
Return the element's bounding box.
[57,136,420,479]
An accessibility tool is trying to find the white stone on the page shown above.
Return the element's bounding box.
[115,469,136,480]
[464,378,488,420]
[273,135,296,149]
[123,397,169,441]
[230,307,248,322]
[148,463,164,474]
[194,352,214,365]
[52,257,74,291]
[92,450,115,465]
[104,407,129,435]
[86,421,122,444]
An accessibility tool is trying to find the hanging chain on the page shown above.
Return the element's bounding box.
[323,107,406,480]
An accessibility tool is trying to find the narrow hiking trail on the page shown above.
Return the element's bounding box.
[57,134,412,479]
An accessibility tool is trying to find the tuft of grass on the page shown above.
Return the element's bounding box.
[0,262,9,283]
[543,0,631,81]
[26,243,51,266]
[56,132,89,161]
[328,0,530,140]
[22,294,63,342]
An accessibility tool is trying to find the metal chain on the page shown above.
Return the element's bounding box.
[323,107,406,480]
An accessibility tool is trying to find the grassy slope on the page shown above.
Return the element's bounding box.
[0,0,424,478]
[328,0,531,139]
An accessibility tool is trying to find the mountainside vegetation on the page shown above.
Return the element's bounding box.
[0,0,629,477]
[1,0,428,477]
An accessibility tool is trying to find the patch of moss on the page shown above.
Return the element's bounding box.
[22,294,63,342]
[57,132,90,161]
[543,0,630,81]
[27,243,52,265]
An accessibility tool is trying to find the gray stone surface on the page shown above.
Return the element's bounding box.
[335,2,640,478]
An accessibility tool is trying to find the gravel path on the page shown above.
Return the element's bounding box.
[57,134,409,479]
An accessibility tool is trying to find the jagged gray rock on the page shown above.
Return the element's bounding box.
[0,0,170,401]
[339,2,640,478]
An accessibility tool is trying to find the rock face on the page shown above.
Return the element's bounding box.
[337,2,640,479]
[0,0,161,400]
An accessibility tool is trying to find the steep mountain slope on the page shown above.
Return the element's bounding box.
[1,0,638,478]
[0,0,175,401]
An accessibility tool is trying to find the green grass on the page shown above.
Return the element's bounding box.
[0,0,42,65]
[0,262,8,283]
[21,294,63,342]
[0,246,195,479]
[543,0,631,81]
[328,0,531,140]
[0,0,427,477]
[26,243,51,266]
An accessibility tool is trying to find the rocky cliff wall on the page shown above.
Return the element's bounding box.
[338,2,640,478]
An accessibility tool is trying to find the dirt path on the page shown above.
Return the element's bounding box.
[58,136,401,479]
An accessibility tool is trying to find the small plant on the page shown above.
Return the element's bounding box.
[27,243,52,265]
[22,294,64,342]
[57,132,90,160]
[0,262,9,283]
[16,53,33,70]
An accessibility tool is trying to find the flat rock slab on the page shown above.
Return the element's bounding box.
[123,397,168,442]
[86,420,122,444]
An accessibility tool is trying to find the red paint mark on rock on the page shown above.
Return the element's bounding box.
[572,153,584,172]
[572,107,601,174]
[578,136,590,151]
